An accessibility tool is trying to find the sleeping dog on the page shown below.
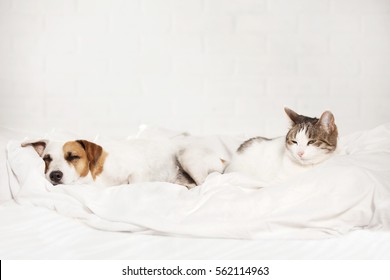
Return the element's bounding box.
[22,138,224,188]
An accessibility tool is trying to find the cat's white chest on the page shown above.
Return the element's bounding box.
[225,137,306,184]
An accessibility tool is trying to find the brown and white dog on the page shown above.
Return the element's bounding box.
[22,138,224,188]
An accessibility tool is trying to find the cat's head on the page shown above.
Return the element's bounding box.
[284,107,338,165]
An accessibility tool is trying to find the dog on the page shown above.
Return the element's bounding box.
[21,137,224,188]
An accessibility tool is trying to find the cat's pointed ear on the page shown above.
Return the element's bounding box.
[319,111,336,133]
[284,107,300,124]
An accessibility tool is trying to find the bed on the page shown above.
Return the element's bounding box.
[1,124,390,259]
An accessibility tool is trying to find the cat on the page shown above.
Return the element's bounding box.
[224,107,338,184]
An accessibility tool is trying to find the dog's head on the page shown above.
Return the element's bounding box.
[21,140,107,185]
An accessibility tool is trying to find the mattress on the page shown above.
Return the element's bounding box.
[1,125,390,259]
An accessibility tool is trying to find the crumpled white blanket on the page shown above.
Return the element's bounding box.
[6,124,390,239]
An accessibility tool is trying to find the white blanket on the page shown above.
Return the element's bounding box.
[6,125,390,239]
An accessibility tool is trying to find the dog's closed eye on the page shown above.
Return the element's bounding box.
[42,154,52,173]
[43,154,52,162]
[66,153,80,161]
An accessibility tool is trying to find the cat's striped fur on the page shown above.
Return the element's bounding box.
[225,108,338,184]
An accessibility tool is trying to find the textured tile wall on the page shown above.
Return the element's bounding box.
[0,0,390,138]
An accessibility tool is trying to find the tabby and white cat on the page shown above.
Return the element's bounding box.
[224,108,338,184]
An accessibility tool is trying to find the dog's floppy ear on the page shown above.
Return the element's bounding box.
[76,140,103,168]
[21,140,49,157]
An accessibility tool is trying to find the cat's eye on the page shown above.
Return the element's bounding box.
[291,140,297,145]
[307,140,316,145]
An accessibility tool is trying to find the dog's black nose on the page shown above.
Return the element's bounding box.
[50,170,63,183]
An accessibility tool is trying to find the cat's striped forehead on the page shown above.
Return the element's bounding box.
[286,121,338,151]
[287,122,318,139]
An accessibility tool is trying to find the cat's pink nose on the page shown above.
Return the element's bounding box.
[297,151,304,157]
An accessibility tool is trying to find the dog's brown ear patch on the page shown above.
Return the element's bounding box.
[76,140,107,180]
[21,140,49,157]
[76,140,102,165]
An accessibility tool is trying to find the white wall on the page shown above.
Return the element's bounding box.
[1,0,390,138]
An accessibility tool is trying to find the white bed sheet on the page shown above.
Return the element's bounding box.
[0,127,36,201]
[1,200,390,260]
[1,125,390,259]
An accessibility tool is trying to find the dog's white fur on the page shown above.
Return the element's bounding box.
[22,138,224,188]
